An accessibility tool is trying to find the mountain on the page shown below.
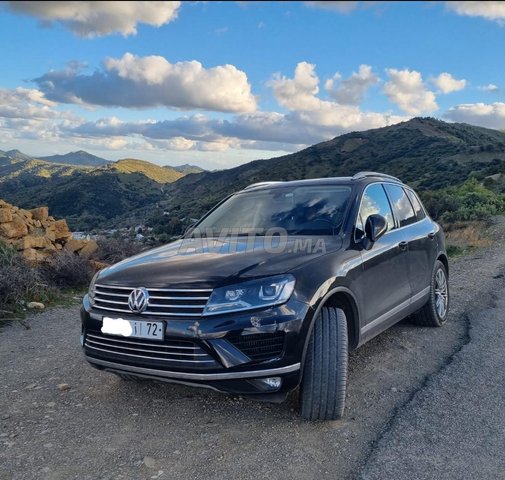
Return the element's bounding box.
[158,117,505,219]
[107,159,184,183]
[170,164,206,175]
[0,157,186,230]
[3,149,34,161]
[2,117,505,231]
[39,150,110,167]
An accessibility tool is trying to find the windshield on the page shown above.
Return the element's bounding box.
[194,185,352,236]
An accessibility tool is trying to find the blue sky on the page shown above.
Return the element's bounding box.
[0,1,504,169]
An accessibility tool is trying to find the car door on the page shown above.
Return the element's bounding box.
[403,187,438,296]
[355,183,412,330]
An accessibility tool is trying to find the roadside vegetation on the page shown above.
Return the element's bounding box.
[0,238,142,321]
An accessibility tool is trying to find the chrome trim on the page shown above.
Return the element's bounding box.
[85,344,216,363]
[93,285,211,317]
[361,286,430,334]
[96,284,212,292]
[85,338,209,357]
[86,333,198,350]
[92,304,202,317]
[85,356,301,380]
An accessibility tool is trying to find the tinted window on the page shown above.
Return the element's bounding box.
[405,189,426,220]
[384,184,416,227]
[196,186,352,235]
[356,184,395,237]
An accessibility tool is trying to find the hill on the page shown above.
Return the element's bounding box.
[39,150,110,167]
[171,164,206,175]
[0,156,186,230]
[158,117,505,220]
[107,159,184,183]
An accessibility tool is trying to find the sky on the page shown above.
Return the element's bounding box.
[0,1,504,170]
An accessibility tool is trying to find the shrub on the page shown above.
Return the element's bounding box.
[0,242,54,316]
[41,250,94,288]
[94,237,143,264]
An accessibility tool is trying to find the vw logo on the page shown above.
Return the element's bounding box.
[128,287,149,313]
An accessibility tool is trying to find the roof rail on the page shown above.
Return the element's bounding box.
[352,171,401,182]
[244,181,284,190]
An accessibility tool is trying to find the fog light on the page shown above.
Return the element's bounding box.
[263,377,282,389]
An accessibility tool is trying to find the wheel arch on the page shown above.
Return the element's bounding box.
[437,253,449,276]
[301,287,361,371]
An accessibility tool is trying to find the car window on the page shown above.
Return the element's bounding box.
[405,189,426,221]
[355,183,395,238]
[384,184,417,227]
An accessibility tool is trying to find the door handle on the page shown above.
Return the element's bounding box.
[427,231,436,240]
[398,241,408,251]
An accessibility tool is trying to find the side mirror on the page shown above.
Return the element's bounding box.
[364,214,388,243]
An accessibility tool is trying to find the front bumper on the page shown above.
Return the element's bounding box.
[81,294,312,397]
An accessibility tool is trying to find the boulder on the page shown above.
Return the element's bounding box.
[0,208,13,223]
[89,259,109,271]
[78,239,98,257]
[30,207,49,221]
[0,199,11,208]
[17,235,51,250]
[22,248,47,263]
[51,219,72,240]
[64,238,87,253]
[27,302,45,310]
[0,218,28,239]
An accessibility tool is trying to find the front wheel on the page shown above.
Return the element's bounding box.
[299,307,348,421]
[412,260,449,327]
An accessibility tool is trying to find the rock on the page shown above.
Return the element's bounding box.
[143,457,157,469]
[50,219,72,241]
[19,209,33,222]
[27,302,45,310]
[57,383,70,391]
[0,199,11,208]
[64,238,87,253]
[44,228,56,242]
[78,239,98,257]
[0,208,13,223]
[34,219,42,228]
[89,259,109,271]
[0,218,28,238]
[22,248,47,263]
[30,207,49,221]
[17,235,50,250]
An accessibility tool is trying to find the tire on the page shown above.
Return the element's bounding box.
[300,307,348,421]
[412,260,449,327]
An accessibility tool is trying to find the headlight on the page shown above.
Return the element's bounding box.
[203,274,296,316]
[88,271,100,306]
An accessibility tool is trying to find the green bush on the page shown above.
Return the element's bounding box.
[420,178,505,224]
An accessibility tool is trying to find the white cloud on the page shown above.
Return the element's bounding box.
[431,72,467,93]
[445,1,505,24]
[5,1,181,37]
[446,102,505,129]
[268,62,321,111]
[384,68,438,114]
[478,83,499,93]
[0,87,59,119]
[304,1,359,13]
[34,53,257,113]
[325,64,379,105]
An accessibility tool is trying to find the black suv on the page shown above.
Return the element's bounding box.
[81,172,449,420]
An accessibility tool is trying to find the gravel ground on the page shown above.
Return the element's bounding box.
[1,219,504,480]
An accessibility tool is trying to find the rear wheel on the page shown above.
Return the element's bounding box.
[300,307,348,421]
[412,260,449,327]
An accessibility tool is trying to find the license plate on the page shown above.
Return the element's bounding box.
[101,317,165,341]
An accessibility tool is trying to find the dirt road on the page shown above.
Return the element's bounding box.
[1,220,504,480]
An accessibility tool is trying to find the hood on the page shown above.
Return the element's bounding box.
[97,235,342,288]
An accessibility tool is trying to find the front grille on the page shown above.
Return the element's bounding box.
[227,332,286,361]
[84,330,219,369]
[93,284,212,317]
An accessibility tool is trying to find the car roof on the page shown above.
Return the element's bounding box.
[242,172,404,192]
